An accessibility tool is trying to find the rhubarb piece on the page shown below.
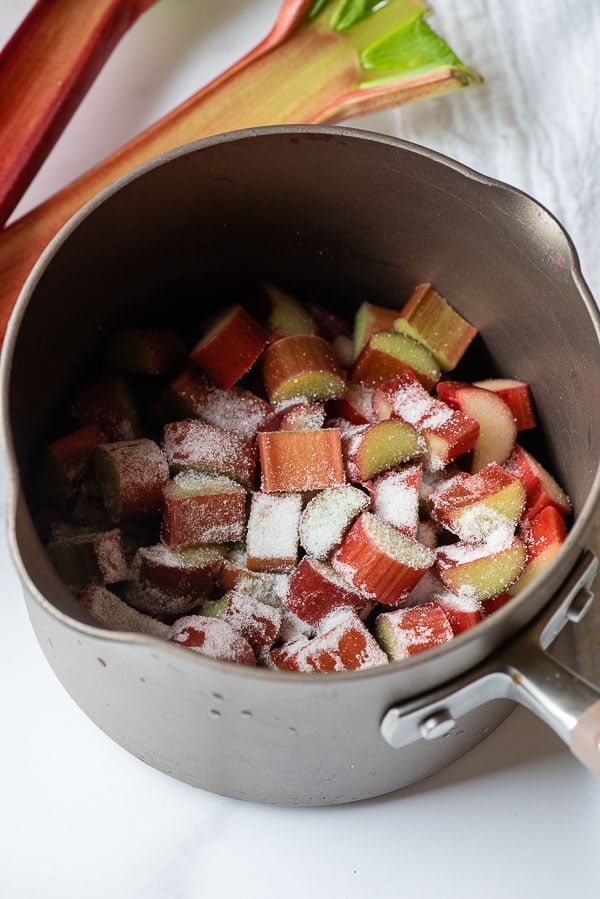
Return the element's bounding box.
[263,401,327,432]
[394,283,477,370]
[104,328,187,376]
[46,528,129,590]
[217,560,289,605]
[190,304,269,390]
[262,334,345,404]
[258,428,345,492]
[342,420,425,483]
[285,556,370,626]
[353,302,400,360]
[370,465,421,537]
[167,615,256,666]
[436,381,517,473]
[433,588,483,634]
[39,424,105,508]
[435,536,526,600]
[299,484,370,559]
[509,506,568,595]
[332,512,435,605]
[246,492,302,572]
[0,0,158,227]
[481,592,513,616]
[269,610,388,672]
[222,585,283,654]
[373,371,479,468]
[350,331,440,390]
[162,419,257,488]
[0,0,480,348]
[429,463,526,541]
[327,382,376,425]
[71,375,140,441]
[93,438,169,522]
[473,378,536,431]
[128,543,225,615]
[80,584,170,638]
[254,282,318,336]
[162,472,247,548]
[505,444,571,521]
[168,367,272,439]
[375,602,454,660]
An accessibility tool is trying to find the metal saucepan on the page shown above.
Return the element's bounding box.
[3,126,600,805]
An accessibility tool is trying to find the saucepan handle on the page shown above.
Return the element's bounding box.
[381,550,600,777]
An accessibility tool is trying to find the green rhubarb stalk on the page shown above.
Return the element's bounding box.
[0,0,158,228]
[0,0,481,345]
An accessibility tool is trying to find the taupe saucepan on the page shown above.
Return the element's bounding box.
[3,126,600,805]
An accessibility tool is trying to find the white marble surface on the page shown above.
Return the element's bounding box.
[1,2,600,896]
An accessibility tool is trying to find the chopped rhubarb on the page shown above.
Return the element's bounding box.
[168,367,272,439]
[428,463,526,541]
[80,584,170,638]
[342,419,424,483]
[252,282,318,337]
[216,560,289,606]
[191,304,269,389]
[46,527,130,590]
[394,283,477,370]
[332,512,435,605]
[299,484,370,560]
[258,428,345,492]
[260,401,326,432]
[162,472,247,548]
[433,588,483,634]
[375,602,454,660]
[71,375,140,441]
[269,610,388,673]
[104,328,187,376]
[128,543,225,616]
[372,371,479,468]
[167,615,256,666]
[481,592,513,616]
[509,506,568,595]
[505,444,571,521]
[436,381,517,473]
[221,585,283,654]
[262,334,345,404]
[40,424,105,508]
[370,465,421,537]
[350,331,440,391]
[246,492,302,572]
[162,419,257,488]
[327,382,376,425]
[285,556,370,626]
[93,438,169,522]
[473,378,536,431]
[352,302,400,361]
[435,535,526,601]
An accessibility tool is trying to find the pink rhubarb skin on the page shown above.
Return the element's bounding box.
[0,0,158,228]
[0,0,479,345]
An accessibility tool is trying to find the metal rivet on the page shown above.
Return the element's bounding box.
[419,709,455,740]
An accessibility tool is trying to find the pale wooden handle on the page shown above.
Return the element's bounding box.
[570,701,600,778]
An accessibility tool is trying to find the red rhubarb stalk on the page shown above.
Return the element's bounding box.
[0,0,481,346]
[0,0,158,228]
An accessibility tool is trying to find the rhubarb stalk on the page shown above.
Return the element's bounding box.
[0,0,481,345]
[0,0,158,228]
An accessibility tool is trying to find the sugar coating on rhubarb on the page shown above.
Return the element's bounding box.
[162,420,256,487]
[371,468,420,535]
[246,492,302,570]
[299,485,370,559]
[170,372,272,439]
[81,585,170,637]
[375,603,454,660]
[362,513,435,570]
[167,615,256,665]
[167,470,246,498]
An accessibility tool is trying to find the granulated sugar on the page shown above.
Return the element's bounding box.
[299,485,370,559]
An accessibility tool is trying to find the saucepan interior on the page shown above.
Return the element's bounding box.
[3,126,600,803]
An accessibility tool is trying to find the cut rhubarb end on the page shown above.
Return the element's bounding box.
[520,505,567,561]
[223,586,283,654]
[433,589,483,635]
[128,543,225,616]
[429,463,526,542]
[435,537,526,601]
[162,419,257,489]
[505,444,571,521]
[40,424,106,508]
[342,419,425,483]
[262,334,345,404]
[508,545,562,597]
[436,381,517,473]
[162,472,247,548]
[299,484,370,560]
[258,428,345,492]
[253,282,318,336]
[395,283,477,370]
[327,382,376,425]
[167,615,256,666]
[46,528,130,591]
[473,378,536,431]
[285,556,370,626]
[352,301,400,361]
[80,585,170,638]
[191,304,269,390]
[93,438,169,522]
[246,492,302,573]
[375,602,454,661]
[370,465,421,537]
[351,331,440,390]
[332,511,435,605]
[269,610,388,672]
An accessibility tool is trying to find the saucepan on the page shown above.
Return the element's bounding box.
[2,125,600,805]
